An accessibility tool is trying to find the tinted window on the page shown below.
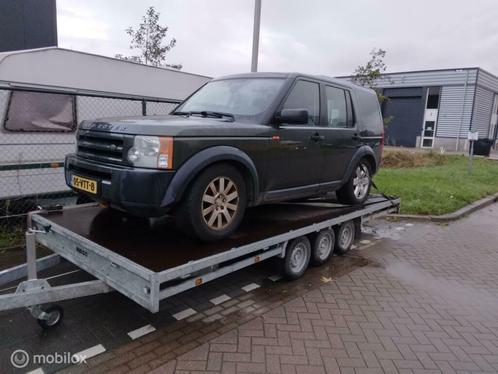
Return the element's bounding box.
[282,80,320,125]
[176,78,285,122]
[5,91,75,132]
[357,89,383,133]
[325,86,348,128]
[345,91,355,127]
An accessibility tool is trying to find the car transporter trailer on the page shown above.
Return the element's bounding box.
[0,195,399,329]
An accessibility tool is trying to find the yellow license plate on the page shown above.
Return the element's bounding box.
[71,175,98,194]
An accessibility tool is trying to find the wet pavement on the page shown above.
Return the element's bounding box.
[1,203,498,373]
[149,204,498,374]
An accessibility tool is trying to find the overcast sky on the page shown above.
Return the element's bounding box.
[57,0,498,78]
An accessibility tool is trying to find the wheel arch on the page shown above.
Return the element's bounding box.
[341,146,378,185]
[162,146,260,207]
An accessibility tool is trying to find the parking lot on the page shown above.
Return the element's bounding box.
[1,203,497,373]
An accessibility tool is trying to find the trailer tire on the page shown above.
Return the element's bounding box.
[37,304,64,329]
[334,220,355,255]
[310,229,335,266]
[176,163,247,242]
[279,236,311,280]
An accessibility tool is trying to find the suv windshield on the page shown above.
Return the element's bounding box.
[173,78,285,122]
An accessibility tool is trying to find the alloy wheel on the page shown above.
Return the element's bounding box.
[201,176,239,230]
[353,164,370,200]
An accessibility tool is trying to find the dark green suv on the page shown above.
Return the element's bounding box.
[65,73,384,241]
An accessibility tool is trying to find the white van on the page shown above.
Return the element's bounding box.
[0,48,210,217]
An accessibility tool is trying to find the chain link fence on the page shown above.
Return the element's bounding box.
[0,87,180,249]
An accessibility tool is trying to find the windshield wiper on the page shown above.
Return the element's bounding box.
[172,111,234,120]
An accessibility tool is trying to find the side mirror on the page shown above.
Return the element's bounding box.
[276,109,309,125]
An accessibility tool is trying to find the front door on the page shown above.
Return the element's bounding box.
[421,87,440,148]
[489,94,498,146]
[265,79,323,192]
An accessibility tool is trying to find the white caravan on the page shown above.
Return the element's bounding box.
[0,47,210,205]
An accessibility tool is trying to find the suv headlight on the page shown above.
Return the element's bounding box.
[127,136,173,169]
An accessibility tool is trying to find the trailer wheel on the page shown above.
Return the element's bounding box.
[37,305,64,329]
[279,236,311,280]
[310,229,335,266]
[334,221,355,255]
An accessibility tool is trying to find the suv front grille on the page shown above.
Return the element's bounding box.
[77,130,131,165]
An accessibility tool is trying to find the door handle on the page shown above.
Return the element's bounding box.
[352,133,361,141]
[310,133,325,142]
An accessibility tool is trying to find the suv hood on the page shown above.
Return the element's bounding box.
[79,115,272,137]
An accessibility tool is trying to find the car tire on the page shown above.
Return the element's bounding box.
[176,163,247,242]
[336,159,371,205]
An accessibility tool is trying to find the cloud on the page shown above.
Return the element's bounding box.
[56,0,498,78]
[57,3,111,42]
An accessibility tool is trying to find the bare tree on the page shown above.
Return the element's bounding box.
[352,48,392,127]
[116,6,182,69]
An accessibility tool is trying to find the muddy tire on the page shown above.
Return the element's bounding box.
[176,163,247,242]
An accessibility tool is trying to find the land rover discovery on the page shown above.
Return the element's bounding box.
[65,73,384,241]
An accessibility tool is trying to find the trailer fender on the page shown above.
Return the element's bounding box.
[161,146,260,207]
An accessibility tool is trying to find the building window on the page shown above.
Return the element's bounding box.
[4,91,76,132]
[426,87,440,109]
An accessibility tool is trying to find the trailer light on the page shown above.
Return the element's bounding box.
[127,136,173,169]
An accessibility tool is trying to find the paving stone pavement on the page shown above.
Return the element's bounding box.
[142,204,498,374]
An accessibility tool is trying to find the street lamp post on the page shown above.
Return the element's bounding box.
[251,0,261,72]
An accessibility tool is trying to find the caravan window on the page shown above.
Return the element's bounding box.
[4,91,76,132]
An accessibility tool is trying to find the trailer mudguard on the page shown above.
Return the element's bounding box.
[161,146,260,207]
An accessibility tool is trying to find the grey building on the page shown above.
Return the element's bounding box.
[0,0,57,53]
[342,68,498,151]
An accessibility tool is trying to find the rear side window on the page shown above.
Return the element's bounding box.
[282,80,320,125]
[325,86,348,128]
[356,89,383,132]
[4,91,76,132]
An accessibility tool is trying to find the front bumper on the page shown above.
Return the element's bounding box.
[65,154,176,217]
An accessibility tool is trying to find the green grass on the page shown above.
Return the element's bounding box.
[374,155,498,215]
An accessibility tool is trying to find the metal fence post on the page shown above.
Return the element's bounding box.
[25,231,37,280]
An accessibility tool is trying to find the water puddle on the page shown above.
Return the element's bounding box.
[384,262,498,312]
